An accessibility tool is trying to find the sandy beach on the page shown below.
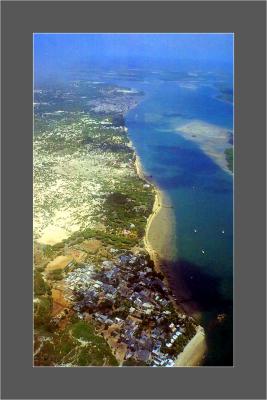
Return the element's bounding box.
[144,189,176,269]
[135,155,176,265]
[175,326,207,367]
[135,153,207,367]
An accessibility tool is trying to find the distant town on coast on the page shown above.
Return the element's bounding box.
[34,33,233,367]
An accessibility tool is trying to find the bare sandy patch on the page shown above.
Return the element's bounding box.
[79,239,102,254]
[102,324,128,364]
[65,248,87,263]
[175,326,207,367]
[46,255,73,272]
[144,190,176,268]
[134,154,146,180]
[36,226,69,246]
[51,288,70,316]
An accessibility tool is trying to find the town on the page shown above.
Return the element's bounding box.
[51,249,197,366]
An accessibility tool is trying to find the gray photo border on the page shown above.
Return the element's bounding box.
[1,1,266,399]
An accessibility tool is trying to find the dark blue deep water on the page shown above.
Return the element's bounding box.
[113,72,233,366]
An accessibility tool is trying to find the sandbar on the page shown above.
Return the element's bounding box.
[177,120,233,174]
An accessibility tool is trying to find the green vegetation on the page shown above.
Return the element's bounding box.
[103,176,154,237]
[34,269,53,332]
[34,271,51,296]
[71,320,119,365]
[81,125,132,161]
[47,268,64,281]
[71,320,96,341]
[34,296,52,329]
[79,228,138,249]
[52,242,65,251]
[34,319,118,366]
[225,147,233,172]
[34,328,78,366]
[42,244,55,258]
[164,334,189,356]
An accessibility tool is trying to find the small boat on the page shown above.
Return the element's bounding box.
[194,229,197,233]
[221,230,225,234]
[201,249,205,254]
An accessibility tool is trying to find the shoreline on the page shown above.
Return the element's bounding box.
[175,326,207,367]
[134,155,162,271]
[134,153,207,367]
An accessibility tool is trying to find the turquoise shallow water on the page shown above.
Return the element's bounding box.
[114,73,234,365]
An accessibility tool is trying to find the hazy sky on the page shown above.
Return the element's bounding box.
[34,33,233,82]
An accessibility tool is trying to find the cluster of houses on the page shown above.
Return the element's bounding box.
[63,250,196,366]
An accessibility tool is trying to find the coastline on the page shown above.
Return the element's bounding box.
[35,98,207,366]
[134,153,207,367]
[175,326,207,367]
[134,155,163,271]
